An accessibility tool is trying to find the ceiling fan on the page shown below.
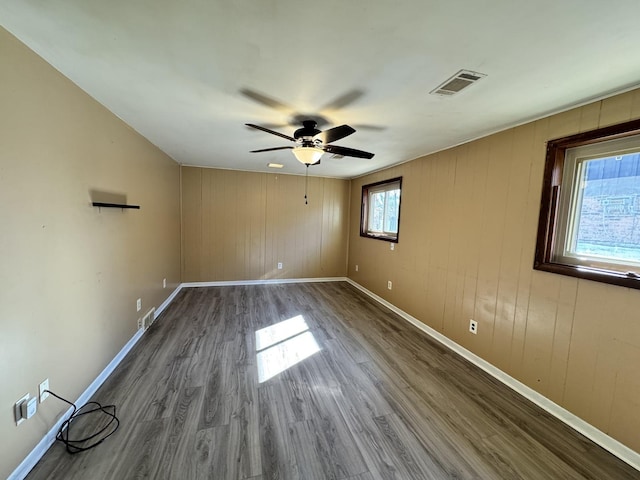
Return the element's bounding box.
[245,120,375,166]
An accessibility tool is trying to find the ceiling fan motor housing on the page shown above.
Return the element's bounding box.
[294,120,321,140]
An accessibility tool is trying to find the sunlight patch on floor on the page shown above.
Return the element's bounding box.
[256,316,321,383]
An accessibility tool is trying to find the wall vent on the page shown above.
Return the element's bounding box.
[430,69,487,96]
[142,308,156,329]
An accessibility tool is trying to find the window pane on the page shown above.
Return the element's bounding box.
[383,189,400,233]
[570,153,640,264]
[368,191,385,232]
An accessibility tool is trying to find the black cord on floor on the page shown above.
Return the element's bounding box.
[44,390,119,454]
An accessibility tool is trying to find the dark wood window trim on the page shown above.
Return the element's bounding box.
[534,118,640,290]
[360,176,402,243]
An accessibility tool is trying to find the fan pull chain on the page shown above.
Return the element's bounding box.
[304,165,309,205]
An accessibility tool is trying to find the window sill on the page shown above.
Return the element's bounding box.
[533,261,640,290]
[361,232,398,243]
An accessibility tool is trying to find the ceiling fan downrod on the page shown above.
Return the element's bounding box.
[305,165,309,205]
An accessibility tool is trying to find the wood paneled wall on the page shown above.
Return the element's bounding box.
[348,89,640,454]
[181,167,349,281]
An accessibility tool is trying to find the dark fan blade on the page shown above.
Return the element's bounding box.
[352,123,386,131]
[240,89,293,113]
[324,144,374,159]
[250,146,294,153]
[245,124,296,142]
[314,124,355,144]
[257,122,289,129]
[320,89,364,111]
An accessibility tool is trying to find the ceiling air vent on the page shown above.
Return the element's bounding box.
[430,69,487,96]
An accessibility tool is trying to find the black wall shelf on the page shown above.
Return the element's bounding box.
[92,202,140,210]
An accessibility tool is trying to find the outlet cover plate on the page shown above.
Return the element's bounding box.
[39,379,49,402]
[136,298,142,312]
[469,319,478,334]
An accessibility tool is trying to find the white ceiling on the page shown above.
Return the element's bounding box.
[2,0,640,178]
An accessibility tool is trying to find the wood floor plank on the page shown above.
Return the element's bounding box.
[372,413,448,480]
[345,473,376,480]
[227,370,262,479]
[289,417,368,480]
[358,367,507,478]
[155,386,205,479]
[26,282,640,480]
[327,392,437,480]
[192,425,231,479]
[141,355,192,422]
[257,385,299,480]
[198,345,233,429]
[321,339,395,418]
[479,432,584,480]
[108,418,169,480]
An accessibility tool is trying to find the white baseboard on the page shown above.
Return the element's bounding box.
[9,285,182,480]
[181,276,347,288]
[345,278,640,472]
[155,284,183,318]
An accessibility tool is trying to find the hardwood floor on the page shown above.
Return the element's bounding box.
[27,282,639,479]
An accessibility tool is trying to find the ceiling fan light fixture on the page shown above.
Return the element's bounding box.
[292,146,323,165]
[246,121,374,162]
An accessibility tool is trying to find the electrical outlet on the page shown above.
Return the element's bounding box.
[390,243,395,251]
[39,379,49,403]
[136,298,142,312]
[21,397,37,420]
[387,280,392,290]
[14,394,30,425]
[277,262,283,270]
[163,278,167,288]
[469,319,478,334]
[137,317,143,330]
[355,265,359,272]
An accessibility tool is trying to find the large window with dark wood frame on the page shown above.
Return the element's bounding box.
[534,119,640,289]
[360,177,402,242]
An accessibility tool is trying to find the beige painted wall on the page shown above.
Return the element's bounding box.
[348,88,640,454]
[181,167,349,281]
[0,27,181,478]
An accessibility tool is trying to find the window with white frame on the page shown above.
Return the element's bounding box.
[360,177,402,242]
[534,119,640,289]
